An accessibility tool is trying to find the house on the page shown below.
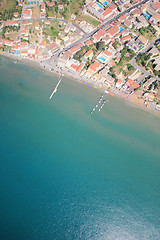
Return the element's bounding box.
[23,9,32,19]
[21,50,28,57]
[21,28,28,35]
[76,63,85,73]
[97,50,112,64]
[3,39,13,46]
[41,40,46,48]
[20,41,28,49]
[93,29,107,42]
[35,46,38,58]
[87,61,101,75]
[131,8,141,17]
[126,79,140,89]
[108,3,118,13]
[106,25,119,38]
[151,2,160,13]
[4,21,19,26]
[102,7,112,20]
[85,39,93,46]
[49,43,57,53]
[22,21,29,26]
[121,35,131,43]
[124,19,132,29]
[70,63,79,72]
[86,2,104,20]
[137,35,148,45]
[67,43,83,56]
[103,50,112,58]
[35,22,39,30]
[41,3,45,12]
[102,35,111,44]
[84,49,93,60]
[144,92,155,101]
[115,79,123,88]
[134,15,149,29]
[13,12,19,18]
[47,1,55,7]
[58,5,64,11]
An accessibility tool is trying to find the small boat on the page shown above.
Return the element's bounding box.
[96,104,98,107]
[93,108,95,111]
[90,111,93,115]
[99,108,101,112]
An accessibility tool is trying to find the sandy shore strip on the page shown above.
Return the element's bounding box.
[1,52,160,117]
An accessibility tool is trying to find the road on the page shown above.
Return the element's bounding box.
[130,37,160,84]
[43,0,149,67]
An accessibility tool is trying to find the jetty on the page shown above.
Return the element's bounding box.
[49,79,61,100]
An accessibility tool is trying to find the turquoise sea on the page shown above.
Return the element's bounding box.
[0,57,160,240]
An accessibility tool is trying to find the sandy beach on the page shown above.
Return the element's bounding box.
[1,52,160,116]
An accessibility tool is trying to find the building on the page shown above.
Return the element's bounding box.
[84,49,93,60]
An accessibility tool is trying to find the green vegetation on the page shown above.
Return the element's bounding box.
[118,46,136,66]
[0,0,22,21]
[139,25,156,41]
[109,66,116,79]
[43,27,59,37]
[147,60,160,77]
[112,40,121,50]
[96,41,105,51]
[136,52,152,67]
[82,15,100,27]
[0,25,19,38]
[127,63,136,72]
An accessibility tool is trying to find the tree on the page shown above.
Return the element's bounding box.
[96,41,105,51]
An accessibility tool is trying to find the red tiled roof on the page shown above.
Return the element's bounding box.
[22,21,28,25]
[151,2,160,11]
[69,43,83,54]
[104,50,112,56]
[85,40,93,46]
[121,35,131,43]
[102,7,112,17]
[24,9,31,15]
[3,39,13,45]
[84,49,93,58]
[13,12,19,16]
[94,29,107,41]
[77,63,84,73]
[47,1,54,6]
[88,61,101,72]
[41,40,46,47]
[126,79,139,89]
[107,25,119,37]
[35,22,39,28]
[35,46,38,55]
[49,43,56,50]
[70,64,78,71]
[41,3,45,10]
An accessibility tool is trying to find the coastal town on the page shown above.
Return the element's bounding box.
[0,0,160,112]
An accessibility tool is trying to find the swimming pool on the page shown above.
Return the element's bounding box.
[98,3,103,8]
[144,13,151,19]
[97,56,106,62]
[103,1,108,5]
[119,26,124,31]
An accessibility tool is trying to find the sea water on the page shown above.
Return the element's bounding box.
[0,57,160,240]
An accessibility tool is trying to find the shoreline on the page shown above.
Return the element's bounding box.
[1,53,160,117]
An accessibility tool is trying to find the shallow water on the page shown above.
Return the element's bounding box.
[0,57,160,240]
